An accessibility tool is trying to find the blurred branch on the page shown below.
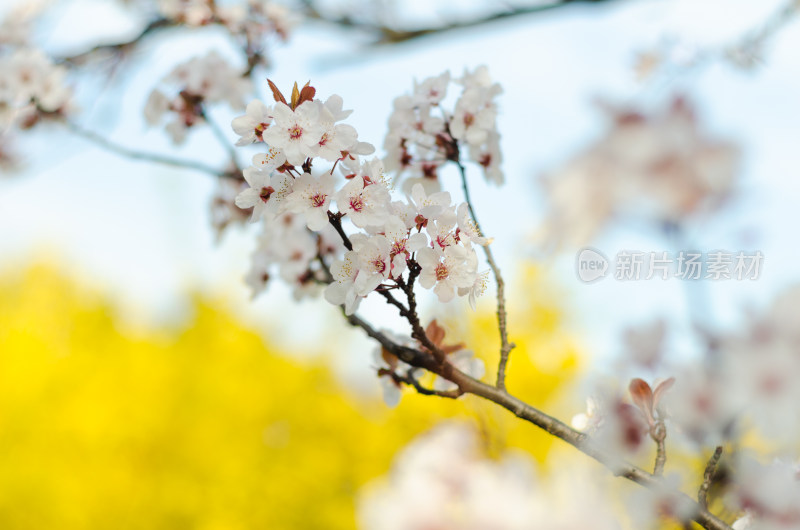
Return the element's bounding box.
[698,446,724,509]
[65,120,240,179]
[299,0,622,44]
[60,18,176,65]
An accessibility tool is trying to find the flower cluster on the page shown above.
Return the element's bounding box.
[358,423,621,530]
[539,97,740,246]
[384,67,504,193]
[144,51,252,144]
[231,78,492,313]
[0,48,73,130]
[572,281,800,527]
[157,0,297,41]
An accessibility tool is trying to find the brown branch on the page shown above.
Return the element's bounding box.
[339,308,732,530]
[327,211,353,250]
[455,161,515,390]
[698,446,724,509]
[393,371,464,399]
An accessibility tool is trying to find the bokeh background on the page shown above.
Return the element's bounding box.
[1,0,799,527]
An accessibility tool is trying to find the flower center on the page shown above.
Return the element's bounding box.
[349,196,364,212]
[372,258,386,274]
[318,133,329,146]
[311,193,327,208]
[391,240,406,256]
[288,125,303,140]
[463,112,475,127]
[259,186,275,203]
[435,263,449,281]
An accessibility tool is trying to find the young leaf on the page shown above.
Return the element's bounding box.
[266,79,286,105]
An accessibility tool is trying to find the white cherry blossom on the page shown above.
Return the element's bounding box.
[262,101,324,166]
[324,250,362,315]
[235,166,293,222]
[285,172,336,230]
[231,99,273,146]
[417,245,477,303]
[334,175,391,229]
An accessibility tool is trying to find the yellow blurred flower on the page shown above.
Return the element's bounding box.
[0,262,581,529]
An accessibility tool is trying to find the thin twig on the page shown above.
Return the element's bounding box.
[65,120,238,179]
[455,161,515,390]
[698,446,724,509]
[200,106,239,169]
[394,371,463,399]
[327,211,353,250]
[653,421,667,476]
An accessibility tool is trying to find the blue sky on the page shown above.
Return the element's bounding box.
[2,0,799,385]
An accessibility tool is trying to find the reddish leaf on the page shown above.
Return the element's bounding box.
[298,82,316,107]
[266,78,286,105]
[652,377,676,411]
[629,378,654,424]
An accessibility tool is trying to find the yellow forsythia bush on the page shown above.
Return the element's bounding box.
[0,262,581,529]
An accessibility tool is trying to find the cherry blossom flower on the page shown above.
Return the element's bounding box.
[231,99,273,146]
[468,130,504,185]
[0,48,73,124]
[315,103,359,162]
[539,97,739,246]
[285,172,336,230]
[417,245,477,303]
[145,51,252,144]
[381,216,427,277]
[456,203,488,246]
[727,454,800,529]
[350,234,392,295]
[234,166,293,222]
[261,101,324,166]
[412,71,450,106]
[251,148,287,171]
[358,423,621,530]
[450,85,498,148]
[405,183,452,229]
[324,250,362,315]
[334,174,391,229]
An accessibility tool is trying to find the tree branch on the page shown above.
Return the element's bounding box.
[60,18,176,65]
[455,161,515,390]
[65,120,239,179]
[698,446,724,509]
[340,308,733,530]
[300,0,623,45]
[652,421,667,476]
